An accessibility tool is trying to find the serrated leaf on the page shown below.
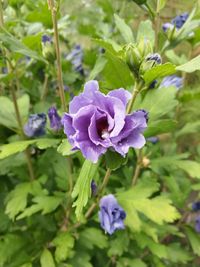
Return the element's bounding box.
[79,228,108,250]
[117,179,179,231]
[57,139,77,156]
[17,195,63,220]
[40,249,55,267]
[144,119,177,137]
[72,160,99,220]
[144,63,176,85]
[52,232,74,263]
[176,55,200,73]
[114,14,134,43]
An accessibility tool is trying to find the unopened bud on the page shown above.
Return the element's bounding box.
[41,35,55,61]
[124,43,141,73]
[140,53,162,74]
[142,156,150,168]
[137,38,153,58]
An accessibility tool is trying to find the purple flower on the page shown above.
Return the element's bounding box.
[162,12,189,32]
[192,201,200,212]
[195,216,200,233]
[62,80,148,163]
[160,75,183,90]
[91,180,97,196]
[48,106,62,131]
[24,113,46,137]
[66,45,84,75]
[99,194,126,235]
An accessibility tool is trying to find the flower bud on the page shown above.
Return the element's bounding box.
[123,43,141,73]
[139,53,162,74]
[137,38,153,58]
[41,35,55,61]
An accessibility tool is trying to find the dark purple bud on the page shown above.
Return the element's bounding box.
[136,109,149,123]
[160,75,183,90]
[42,35,53,44]
[98,194,126,235]
[146,53,162,65]
[149,80,158,89]
[192,201,200,212]
[147,136,159,144]
[195,216,200,233]
[91,180,97,196]
[172,12,189,29]
[24,113,46,137]
[48,106,62,131]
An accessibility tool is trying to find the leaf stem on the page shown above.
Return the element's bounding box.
[126,81,143,114]
[48,0,67,112]
[131,149,143,186]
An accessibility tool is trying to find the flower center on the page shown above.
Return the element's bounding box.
[96,117,109,139]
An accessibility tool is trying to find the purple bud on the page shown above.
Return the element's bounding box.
[149,80,158,89]
[172,12,189,29]
[91,180,97,196]
[195,216,200,233]
[24,113,46,137]
[99,194,126,235]
[147,136,159,144]
[48,106,62,131]
[160,75,183,90]
[162,22,174,32]
[192,201,200,212]
[146,53,162,65]
[66,45,84,75]
[42,35,53,44]
[64,85,70,92]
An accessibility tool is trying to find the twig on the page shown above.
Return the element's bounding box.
[132,149,143,186]
[48,0,67,111]
[126,81,143,114]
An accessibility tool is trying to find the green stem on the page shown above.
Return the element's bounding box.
[126,81,143,114]
[131,149,143,186]
[48,0,67,112]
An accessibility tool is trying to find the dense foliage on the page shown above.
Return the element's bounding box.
[0,0,200,266]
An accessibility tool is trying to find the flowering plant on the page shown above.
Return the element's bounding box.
[0,1,200,267]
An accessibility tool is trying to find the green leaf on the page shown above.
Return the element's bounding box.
[5,182,34,220]
[117,179,179,231]
[72,160,99,220]
[185,227,200,256]
[52,232,74,263]
[132,0,147,5]
[137,20,155,45]
[88,56,107,80]
[0,94,30,129]
[144,63,176,85]
[108,232,129,257]
[0,139,60,159]
[114,14,134,43]
[135,87,178,120]
[117,258,147,267]
[176,121,200,137]
[79,228,108,250]
[156,0,166,12]
[57,139,77,156]
[105,150,127,170]
[94,38,121,54]
[166,243,192,263]
[17,195,63,220]
[176,55,200,73]
[144,119,177,137]
[103,51,134,88]
[40,249,55,267]
[0,29,45,61]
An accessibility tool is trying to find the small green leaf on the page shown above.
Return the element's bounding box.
[144,63,176,85]
[156,0,166,12]
[40,249,55,267]
[105,150,127,170]
[57,139,77,156]
[52,232,74,263]
[144,119,177,137]
[79,228,108,250]
[185,227,200,256]
[88,56,107,80]
[176,55,200,73]
[137,20,155,45]
[72,160,99,220]
[114,14,134,43]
